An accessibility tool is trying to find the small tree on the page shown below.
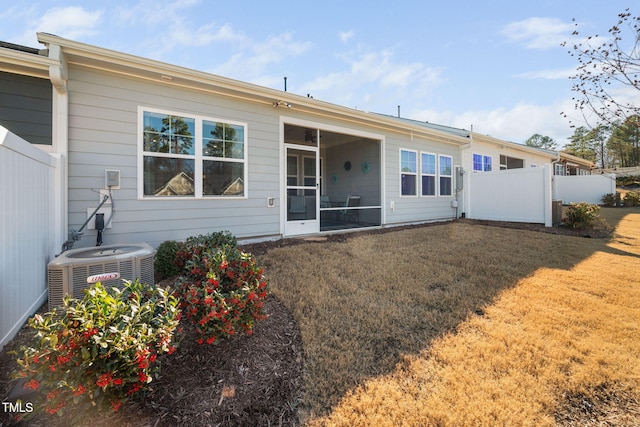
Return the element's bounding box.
[525,133,558,150]
[562,10,640,128]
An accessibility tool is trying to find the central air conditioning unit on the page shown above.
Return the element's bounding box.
[47,243,155,309]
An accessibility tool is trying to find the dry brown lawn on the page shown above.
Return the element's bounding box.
[1,208,638,426]
[262,207,640,426]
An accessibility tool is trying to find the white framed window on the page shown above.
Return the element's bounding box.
[400,149,417,196]
[483,155,492,171]
[472,153,482,171]
[139,108,247,198]
[473,153,492,171]
[421,152,436,196]
[499,155,524,170]
[439,155,453,196]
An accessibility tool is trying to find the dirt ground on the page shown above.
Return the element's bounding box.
[0,216,626,426]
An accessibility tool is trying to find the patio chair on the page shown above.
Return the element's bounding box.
[288,195,306,219]
[340,195,360,223]
[320,195,332,221]
[320,195,331,208]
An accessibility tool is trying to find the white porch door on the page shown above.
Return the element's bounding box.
[285,145,318,236]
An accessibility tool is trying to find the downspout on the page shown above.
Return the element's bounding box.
[456,126,473,218]
[44,42,69,255]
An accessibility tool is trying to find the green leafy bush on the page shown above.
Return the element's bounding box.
[174,231,238,272]
[601,193,620,207]
[176,245,268,345]
[623,190,640,207]
[154,240,182,279]
[14,280,180,418]
[563,202,601,229]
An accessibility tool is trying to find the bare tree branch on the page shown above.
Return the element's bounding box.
[562,10,640,129]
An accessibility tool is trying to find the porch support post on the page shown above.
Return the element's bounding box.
[45,42,69,253]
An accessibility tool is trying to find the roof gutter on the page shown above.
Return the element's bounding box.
[0,45,56,79]
[35,33,469,147]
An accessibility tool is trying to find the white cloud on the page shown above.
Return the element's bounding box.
[301,49,444,107]
[339,30,354,43]
[167,22,244,47]
[110,0,244,57]
[211,32,312,81]
[515,68,575,80]
[501,17,574,49]
[32,6,103,40]
[413,99,577,147]
[114,0,199,26]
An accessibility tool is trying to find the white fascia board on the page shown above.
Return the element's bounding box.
[470,133,557,161]
[36,33,469,147]
[0,46,58,79]
[558,151,595,167]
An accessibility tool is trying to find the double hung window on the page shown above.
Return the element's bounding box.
[439,155,453,196]
[400,149,417,196]
[421,153,436,196]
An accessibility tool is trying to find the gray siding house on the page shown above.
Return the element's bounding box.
[0,34,610,349]
[3,33,468,252]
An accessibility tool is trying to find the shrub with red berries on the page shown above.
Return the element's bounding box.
[14,280,180,419]
[176,245,268,345]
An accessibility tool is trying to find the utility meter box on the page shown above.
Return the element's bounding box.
[105,169,120,189]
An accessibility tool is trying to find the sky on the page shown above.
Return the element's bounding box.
[0,0,635,147]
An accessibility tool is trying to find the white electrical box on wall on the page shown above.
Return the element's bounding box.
[105,169,121,189]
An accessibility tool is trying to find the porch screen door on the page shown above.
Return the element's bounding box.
[285,145,318,236]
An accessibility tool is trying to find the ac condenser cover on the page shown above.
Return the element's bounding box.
[47,243,155,309]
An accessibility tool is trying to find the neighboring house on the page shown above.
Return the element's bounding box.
[379,117,600,216]
[381,115,595,175]
[553,151,595,176]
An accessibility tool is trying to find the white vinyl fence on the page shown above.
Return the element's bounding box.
[465,165,618,227]
[553,174,617,205]
[466,165,553,226]
[1,127,59,350]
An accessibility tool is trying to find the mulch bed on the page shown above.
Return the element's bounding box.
[0,295,303,427]
[0,218,629,426]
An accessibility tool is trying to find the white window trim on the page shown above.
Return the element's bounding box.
[499,154,524,171]
[438,154,453,197]
[472,153,483,172]
[483,155,492,172]
[137,106,248,200]
[400,148,418,197]
[472,153,492,172]
[420,151,437,197]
